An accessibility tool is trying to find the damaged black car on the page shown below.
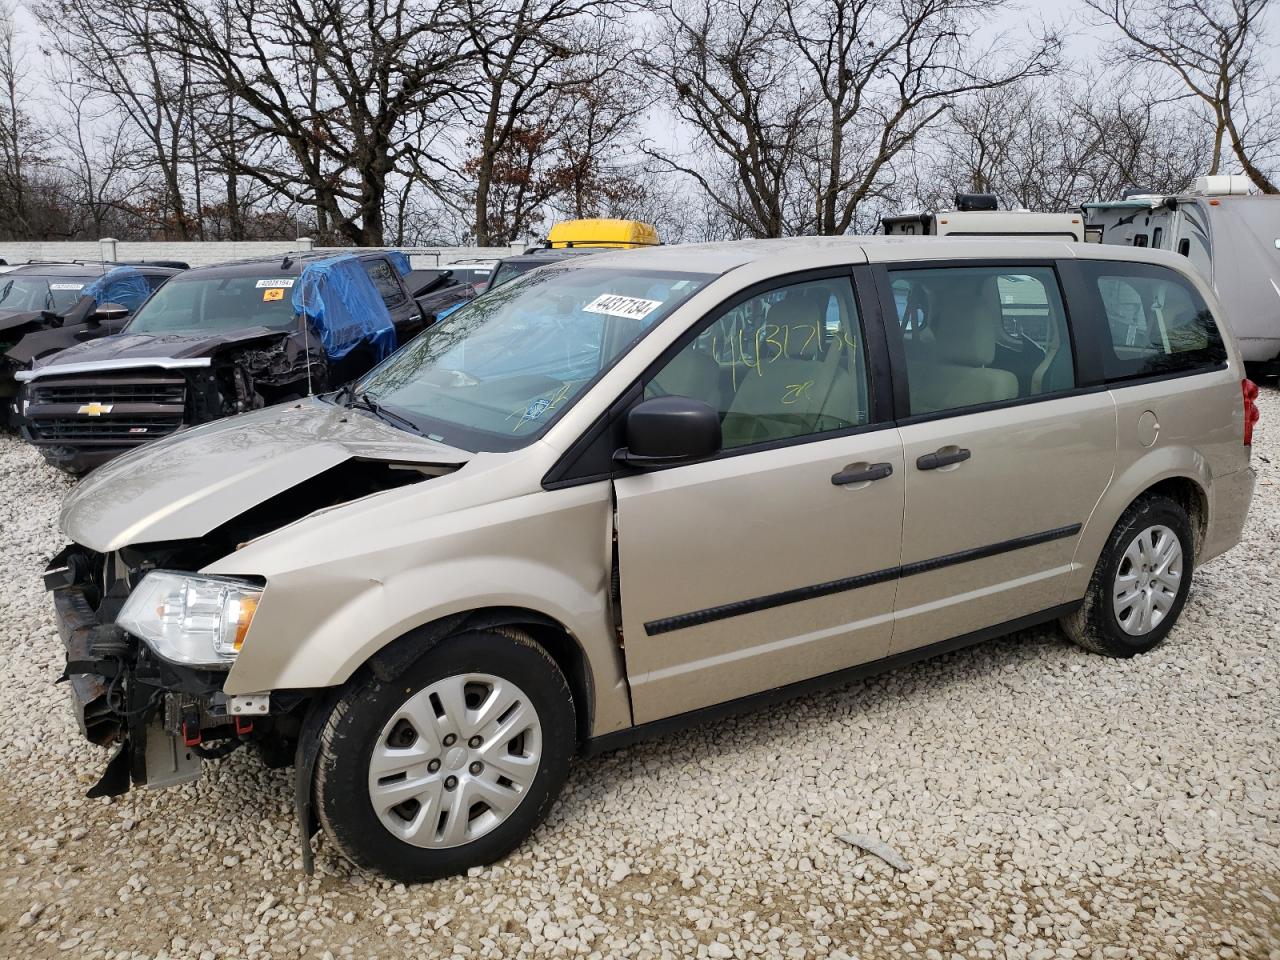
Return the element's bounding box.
[17,250,431,473]
[1,261,187,425]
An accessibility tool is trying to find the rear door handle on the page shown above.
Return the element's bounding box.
[916,447,971,470]
[831,462,894,486]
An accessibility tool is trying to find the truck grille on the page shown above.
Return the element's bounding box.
[30,379,186,406]
[25,372,188,448]
[34,416,182,442]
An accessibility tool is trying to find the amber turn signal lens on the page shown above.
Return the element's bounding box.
[233,595,259,652]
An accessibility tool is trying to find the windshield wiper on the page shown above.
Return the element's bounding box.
[334,382,357,406]
[348,390,424,435]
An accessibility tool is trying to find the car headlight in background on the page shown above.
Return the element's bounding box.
[116,572,263,668]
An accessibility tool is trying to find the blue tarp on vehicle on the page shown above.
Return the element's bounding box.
[291,254,398,361]
[80,266,153,313]
[386,251,412,277]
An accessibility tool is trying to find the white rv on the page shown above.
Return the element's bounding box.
[1083,175,1280,374]
[882,194,1086,241]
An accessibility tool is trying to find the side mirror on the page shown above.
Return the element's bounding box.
[92,302,129,322]
[614,395,722,469]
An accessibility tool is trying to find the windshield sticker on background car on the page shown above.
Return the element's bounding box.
[582,294,663,321]
[49,283,85,291]
[263,288,285,302]
[255,278,296,289]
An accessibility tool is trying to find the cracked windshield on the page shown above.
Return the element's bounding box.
[356,264,715,450]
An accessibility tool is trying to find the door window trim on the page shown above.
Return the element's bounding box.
[542,264,895,489]
[871,258,1091,427]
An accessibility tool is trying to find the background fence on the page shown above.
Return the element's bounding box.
[0,239,528,269]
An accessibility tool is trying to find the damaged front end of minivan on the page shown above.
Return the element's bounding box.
[45,400,470,868]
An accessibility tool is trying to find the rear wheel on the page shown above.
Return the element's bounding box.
[1062,494,1194,657]
[314,627,575,881]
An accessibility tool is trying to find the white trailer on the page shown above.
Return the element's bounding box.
[882,194,1086,241]
[1083,175,1280,373]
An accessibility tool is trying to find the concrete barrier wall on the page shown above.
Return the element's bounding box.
[0,239,526,269]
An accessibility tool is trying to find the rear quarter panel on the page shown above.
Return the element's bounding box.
[1063,246,1250,596]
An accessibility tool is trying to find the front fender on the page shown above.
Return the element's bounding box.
[214,478,633,738]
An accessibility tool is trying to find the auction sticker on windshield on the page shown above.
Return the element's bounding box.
[583,294,662,321]
[255,278,296,289]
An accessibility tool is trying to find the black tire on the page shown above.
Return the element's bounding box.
[314,627,575,882]
[1061,494,1194,657]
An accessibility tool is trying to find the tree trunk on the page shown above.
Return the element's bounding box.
[1225,116,1278,193]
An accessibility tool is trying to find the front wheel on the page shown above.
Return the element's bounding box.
[1061,494,1194,657]
[314,627,576,882]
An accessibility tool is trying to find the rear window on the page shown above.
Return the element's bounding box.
[361,257,408,309]
[1082,261,1226,381]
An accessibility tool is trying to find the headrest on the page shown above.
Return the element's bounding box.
[930,276,1000,367]
[764,291,826,360]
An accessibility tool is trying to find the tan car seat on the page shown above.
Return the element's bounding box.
[721,290,856,447]
[905,276,1019,414]
[648,345,723,412]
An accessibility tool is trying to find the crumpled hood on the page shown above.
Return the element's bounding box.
[29,327,286,371]
[60,397,472,552]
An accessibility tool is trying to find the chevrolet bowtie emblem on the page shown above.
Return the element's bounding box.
[77,402,113,416]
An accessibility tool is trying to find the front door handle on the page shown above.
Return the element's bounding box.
[916,447,971,470]
[916,447,971,471]
[831,462,894,486]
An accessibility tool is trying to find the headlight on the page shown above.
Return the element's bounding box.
[116,571,263,668]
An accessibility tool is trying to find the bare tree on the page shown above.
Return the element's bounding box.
[907,75,1212,213]
[644,0,1058,237]
[0,1,46,237]
[644,0,818,238]
[786,0,1060,234]
[37,0,204,237]
[461,0,632,244]
[45,63,144,237]
[154,0,477,246]
[1083,0,1278,192]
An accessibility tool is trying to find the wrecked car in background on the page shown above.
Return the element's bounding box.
[1,261,187,425]
[16,250,429,472]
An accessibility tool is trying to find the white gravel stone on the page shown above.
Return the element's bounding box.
[0,390,1278,959]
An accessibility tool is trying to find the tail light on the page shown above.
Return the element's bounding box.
[1242,378,1260,446]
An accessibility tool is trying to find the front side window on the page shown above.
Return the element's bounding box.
[888,265,1075,416]
[357,265,715,451]
[644,277,870,449]
[362,257,408,309]
[1083,260,1226,381]
[125,274,300,335]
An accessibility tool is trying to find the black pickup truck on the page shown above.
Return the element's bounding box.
[17,250,429,473]
[1,261,187,424]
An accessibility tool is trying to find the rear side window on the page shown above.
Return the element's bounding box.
[888,265,1075,417]
[1081,261,1226,381]
[362,258,408,309]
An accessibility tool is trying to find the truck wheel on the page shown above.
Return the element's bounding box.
[1061,495,1194,657]
[314,627,575,882]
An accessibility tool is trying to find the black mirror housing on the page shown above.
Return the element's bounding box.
[615,395,722,469]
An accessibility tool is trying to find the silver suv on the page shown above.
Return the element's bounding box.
[46,238,1258,881]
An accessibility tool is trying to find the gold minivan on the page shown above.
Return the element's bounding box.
[47,238,1259,881]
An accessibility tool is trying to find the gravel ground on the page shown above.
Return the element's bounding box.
[0,391,1277,960]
